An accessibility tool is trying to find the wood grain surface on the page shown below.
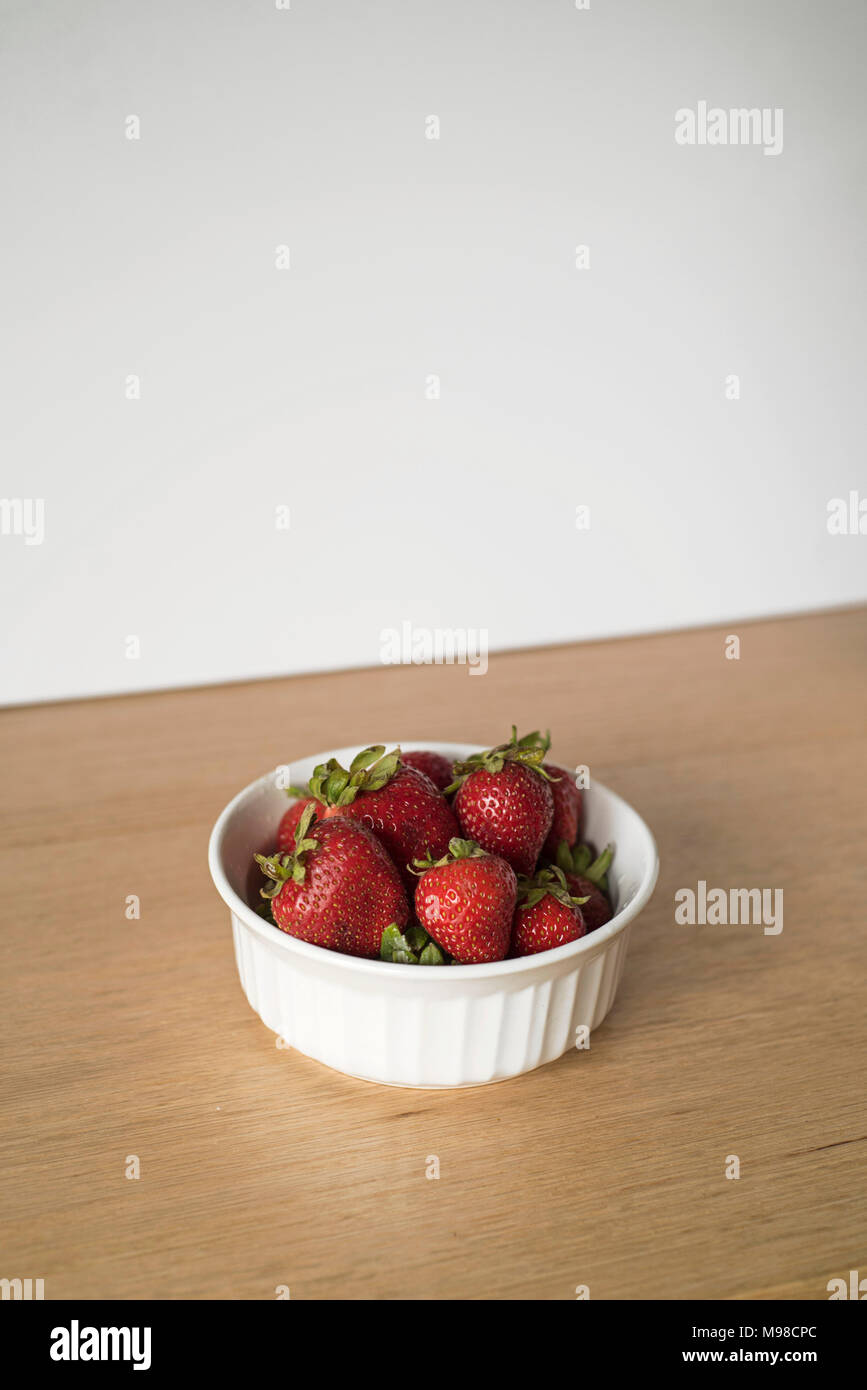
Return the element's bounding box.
[1,608,865,1301]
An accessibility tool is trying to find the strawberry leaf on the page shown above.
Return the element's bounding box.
[379,924,406,962]
[392,940,420,964]
[584,844,613,893]
[350,745,385,774]
[325,768,350,802]
[517,864,589,910]
[555,839,574,875]
[419,941,446,965]
[405,923,429,954]
[254,851,294,898]
[380,922,449,965]
[362,773,390,792]
[571,844,593,874]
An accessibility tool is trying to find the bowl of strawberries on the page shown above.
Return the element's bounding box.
[208,730,658,1088]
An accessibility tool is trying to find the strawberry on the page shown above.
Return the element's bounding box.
[254,804,408,958]
[276,793,321,852]
[554,841,614,934]
[448,727,555,877]
[307,746,459,888]
[413,839,517,964]
[541,763,582,859]
[400,749,454,793]
[510,866,588,957]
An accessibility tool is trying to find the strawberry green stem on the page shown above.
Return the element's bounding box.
[411,837,487,874]
[446,727,554,794]
[555,839,614,894]
[517,864,589,910]
[380,922,448,965]
[254,801,320,894]
[584,845,613,891]
[307,745,402,807]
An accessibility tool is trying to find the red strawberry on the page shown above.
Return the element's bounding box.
[554,841,614,934]
[307,746,459,888]
[276,794,321,852]
[413,838,516,964]
[400,749,454,793]
[510,866,588,957]
[254,804,408,958]
[449,728,554,877]
[541,763,582,859]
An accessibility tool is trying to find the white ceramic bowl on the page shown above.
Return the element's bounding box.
[208,742,659,1088]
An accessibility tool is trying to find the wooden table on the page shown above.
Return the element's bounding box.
[1,608,865,1301]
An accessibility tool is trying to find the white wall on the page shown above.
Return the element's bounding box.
[2,0,865,705]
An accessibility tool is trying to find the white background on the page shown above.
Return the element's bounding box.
[1,0,865,705]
